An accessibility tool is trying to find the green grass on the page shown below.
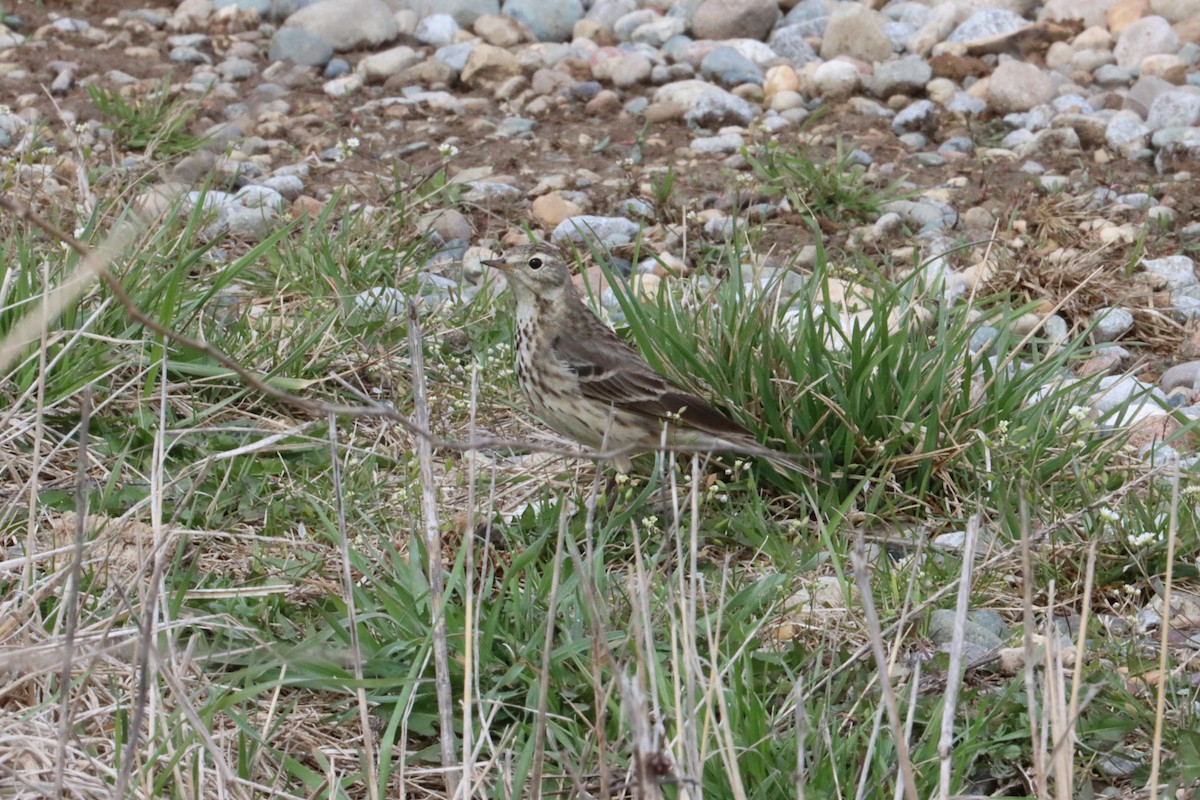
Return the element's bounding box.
[1,133,1198,800]
[86,78,209,158]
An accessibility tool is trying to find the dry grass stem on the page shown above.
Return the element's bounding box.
[851,533,918,800]
[408,301,458,800]
[937,515,980,800]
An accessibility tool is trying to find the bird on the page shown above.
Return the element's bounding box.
[482,242,808,474]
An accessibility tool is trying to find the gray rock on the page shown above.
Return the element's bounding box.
[495,117,535,137]
[324,57,350,78]
[435,42,475,73]
[551,215,641,246]
[359,45,423,81]
[1092,307,1135,342]
[170,45,211,64]
[766,26,817,67]
[259,174,305,200]
[282,0,399,51]
[354,287,408,316]
[699,46,763,87]
[1125,75,1177,118]
[947,8,1030,46]
[1114,15,1181,69]
[868,55,931,97]
[268,25,334,65]
[821,3,892,63]
[1142,254,1197,289]
[415,13,460,45]
[891,99,936,135]
[988,60,1054,113]
[1160,361,1200,393]
[218,57,258,81]
[233,184,286,212]
[1106,109,1151,155]
[936,91,981,117]
[879,198,955,231]
[690,132,744,153]
[399,0,499,27]
[813,60,861,98]
[211,0,260,12]
[783,0,831,35]
[462,181,522,203]
[1093,63,1134,87]
[501,0,584,42]
[1146,90,1200,131]
[1091,375,1169,419]
[692,0,780,41]
[590,0,639,31]
[630,16,687,46]
[680,87,755,129]
[928,609,1004,650]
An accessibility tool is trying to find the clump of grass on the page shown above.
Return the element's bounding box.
[745,138,906,226]
[607,244,1122,515]
[86,77,208,157]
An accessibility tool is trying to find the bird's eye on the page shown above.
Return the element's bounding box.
[528,257,542,270]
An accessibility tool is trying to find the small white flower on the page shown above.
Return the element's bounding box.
[74,122,88,134]
[1067,405,1091,424]
[334,138,359,162]
[438,142,459,158]
[1127,529,1159,548]
[1122,583,1139,597]
[1097,507,1120,525]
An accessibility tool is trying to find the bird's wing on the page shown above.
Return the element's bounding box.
[550,312,753,439]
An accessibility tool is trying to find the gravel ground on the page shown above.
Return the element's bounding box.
[3,0,1200,463]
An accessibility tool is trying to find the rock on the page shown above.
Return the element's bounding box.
[551,214,641,246]
[460,43,522,89]
[1115,15,1182,68]
[281,0,399,51]
[769,24,820,65]
[812,60,862,99]
[1092,307,1135,341]
[891,99,937,135]
[1160,360,1200,392]
[501,0,584,42]
[868,55,932,97]
[474,13,533,47]
[988,60,1055,113]
[699,46,764,87]
[947,8,1032,49]
[692,0,781,42]
[399,0,500,27]
[1040,0,1120,29]
[1142,254,1197,288]
[358,46,423,82]
[821,3,894,63]
[532,191,584,227]
[418,208,473,242]
[1151,0,1200,23]
[654,80,756,127]
[1146,89,1200,129]
[414,13,460,46]
[1106,109,1152,154]
[268,28,334,65]
[763,64,800,102]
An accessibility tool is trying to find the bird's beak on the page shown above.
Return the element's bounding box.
[481,258,510,271]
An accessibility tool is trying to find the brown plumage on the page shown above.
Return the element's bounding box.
[483,242,802,473]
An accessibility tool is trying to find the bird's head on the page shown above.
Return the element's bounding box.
[482,243,574,303]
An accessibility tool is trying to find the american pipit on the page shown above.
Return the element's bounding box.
[483,243,805,473]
